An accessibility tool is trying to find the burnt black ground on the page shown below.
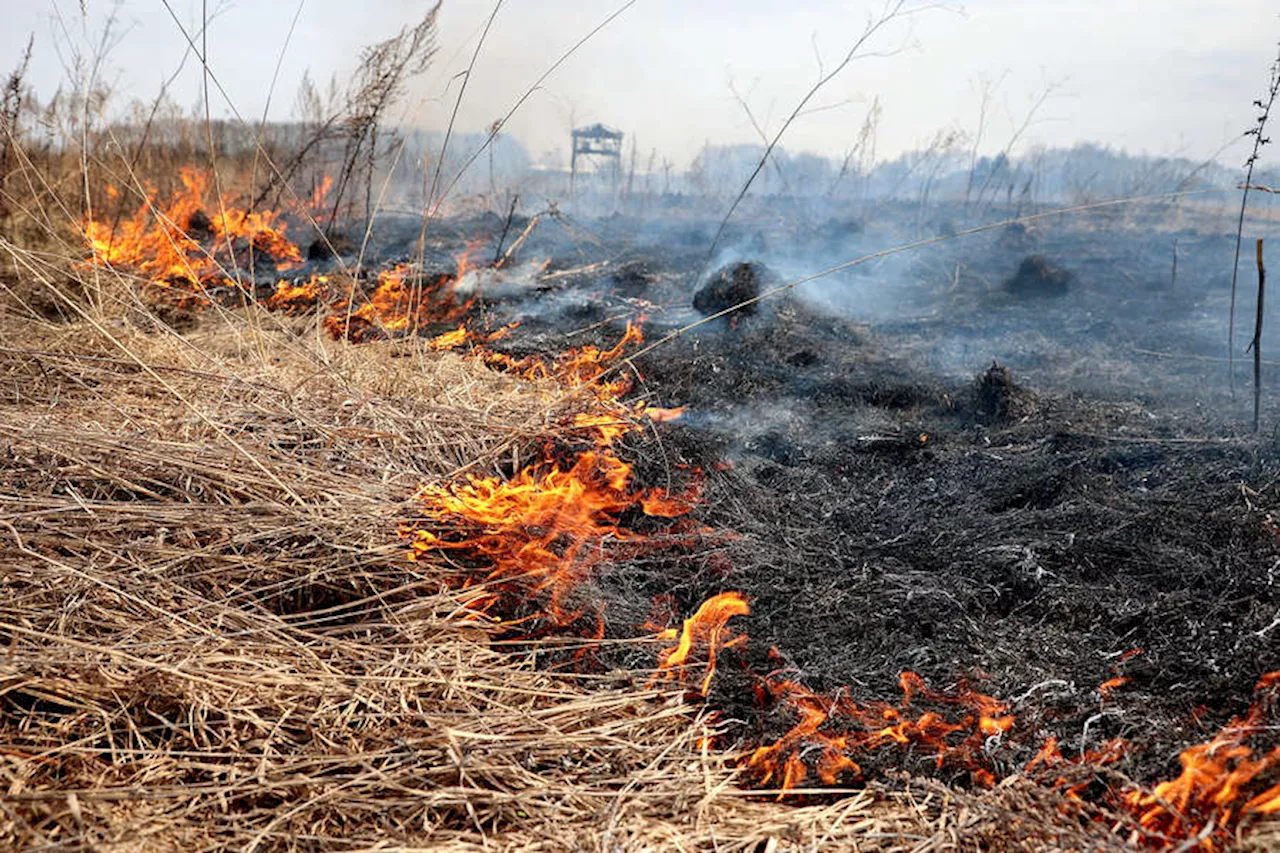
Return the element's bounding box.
[399,200,1280,786]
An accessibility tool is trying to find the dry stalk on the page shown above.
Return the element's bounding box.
[1229,40,1280,395]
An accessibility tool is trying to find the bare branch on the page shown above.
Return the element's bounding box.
[701,0,923,269]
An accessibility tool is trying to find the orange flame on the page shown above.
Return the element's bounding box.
[409,447,697,629]
[267,275,328,313]
[1098,676,1131,698]
[1122,671,1280,850]
[322,264,477,342]
[745,670,1016,793]
[481,322,644,400]
[1023,735,1128,800]
[644,406,686,423]
[654,592,750,695]
[307,174,334,212]
[83,167,300,292]
[429,325,470,350]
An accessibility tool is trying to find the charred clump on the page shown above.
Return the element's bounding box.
[610,259,656,296]
[307,231,357,260]
[970,360,1026,423]
[997,221,1038,253]
[1005,255,1073,298]
[693,261,772,319]
[184,209,214,241]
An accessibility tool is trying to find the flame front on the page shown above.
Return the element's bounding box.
[83,167,300,293]
[1122,671,1280,850]
[322,264,474,342]
[412,450,684,627]
[78,166,1280,851]
[406,323,700,634]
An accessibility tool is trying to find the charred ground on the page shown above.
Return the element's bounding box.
[417,200,1280,788]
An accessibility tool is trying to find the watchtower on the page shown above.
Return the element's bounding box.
[570,123,623,192]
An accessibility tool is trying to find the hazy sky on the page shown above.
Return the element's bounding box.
[4,0,1279,169]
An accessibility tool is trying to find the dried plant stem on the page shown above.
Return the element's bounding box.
[1254,238,1267,433]
[1229,41,1280,395]
[493,192,520,264]
[701,0,915,270]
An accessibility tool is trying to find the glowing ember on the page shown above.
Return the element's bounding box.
[745,670,1016,793]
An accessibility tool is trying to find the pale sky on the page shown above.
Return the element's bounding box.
[4,0,1279,169]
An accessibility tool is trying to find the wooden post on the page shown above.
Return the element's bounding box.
[1253,238,1266,433]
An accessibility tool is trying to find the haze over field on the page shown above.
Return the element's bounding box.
[4,0,1278,171]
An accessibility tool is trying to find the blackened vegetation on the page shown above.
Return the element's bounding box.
[693,261,771,319]
[971,360,1027,423]
[307,231,357,260]
[1006,254,1073,298]
[638,305,1279,782]
[395,205,1280,789]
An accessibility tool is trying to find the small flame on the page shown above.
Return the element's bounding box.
[654,592,750,695]
[429,325,470,350]
[481,321,645,400]
[1122,671,1280,849]
[307,174,334,212]
[644,406,686,423]
[323,264,475,342]
[267,275,327,313]
[1098,676,1130,698]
